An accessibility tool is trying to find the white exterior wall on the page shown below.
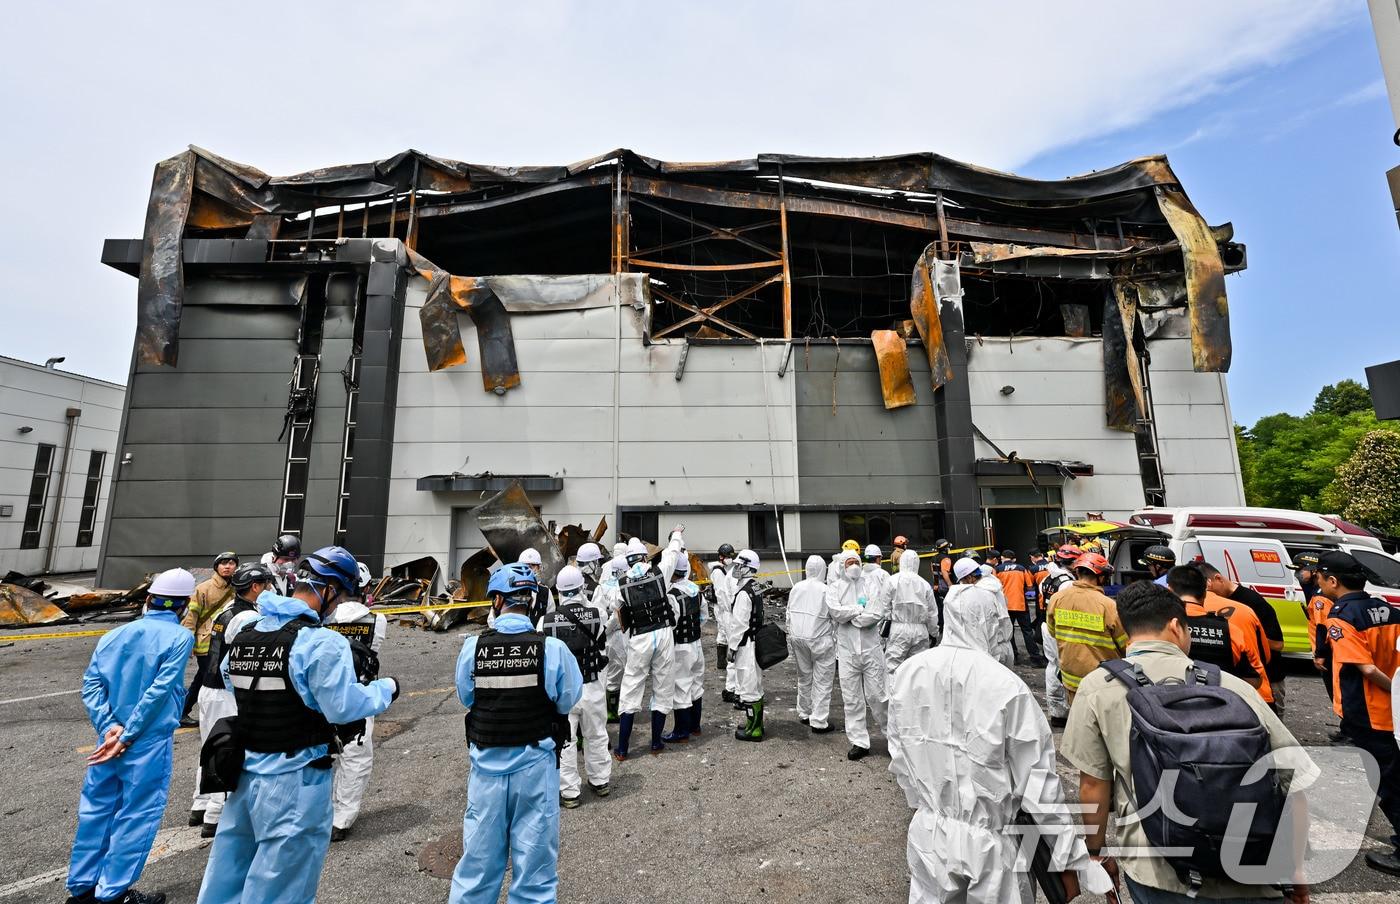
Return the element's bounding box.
[388,281,800,577]
[967,335,1244,520]
[0,358,124,574]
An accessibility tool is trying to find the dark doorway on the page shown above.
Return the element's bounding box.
[988,507,1061,559]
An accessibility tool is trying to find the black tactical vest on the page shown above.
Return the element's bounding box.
[202,599,258,690]
[671,586,703,645]
[226,617,336,753]
[540,599,606,683]
[735,579,765,646]
[467,630,557,748]
[1186,611,1234,670]
[619,569,672,634]
[324,613,381,683]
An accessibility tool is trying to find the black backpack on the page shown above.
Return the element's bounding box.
[1101,658,1287,893]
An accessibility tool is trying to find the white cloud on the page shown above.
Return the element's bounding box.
[0,0,1360,381]
[1336,77,1388,106]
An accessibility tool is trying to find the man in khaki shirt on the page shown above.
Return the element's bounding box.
[1045,553,1127,700]
[1062,580,1317,902]
[178,551,237,725]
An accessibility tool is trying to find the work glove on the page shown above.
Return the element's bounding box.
[385,677,402,702]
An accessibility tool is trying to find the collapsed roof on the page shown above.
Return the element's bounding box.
[123,145,1241,425]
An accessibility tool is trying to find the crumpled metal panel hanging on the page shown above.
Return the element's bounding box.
[908,247,955,392]
[411,251,520,393]
[1102,281,1151,432]
[473,481,566,586]
[871,330,917,409]
[1155,186,1231,373]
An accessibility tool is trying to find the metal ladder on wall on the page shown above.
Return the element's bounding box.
[1134,356,1167,507]
[278,354,321,535]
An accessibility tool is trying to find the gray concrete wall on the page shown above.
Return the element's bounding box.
[0,358,124,574]
[98,271,368,588]
[794,344,942,506]
[967,335,1244,520]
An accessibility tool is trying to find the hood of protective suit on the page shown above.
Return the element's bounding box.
[255,590,315,621]
[941,586,992,654]
[805,555,825,581]
[326,600,371,623]
[898,549,919,574]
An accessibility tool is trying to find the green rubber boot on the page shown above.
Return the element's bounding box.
[734,698,765,742]
[606,688,620,724]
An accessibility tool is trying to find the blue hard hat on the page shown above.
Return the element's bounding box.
[299,545,360,592]
[488,562,540,599]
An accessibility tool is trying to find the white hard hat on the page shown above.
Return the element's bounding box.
[518,548,542,566]
[735,549,760,570]
[864,544,882,559]
[556,565,585,593]
[576,542,603,564]
[357,562,373,590]
[606,556,628,578]
[626,537,649,556]
[671,557,691,578]
[149,568,196,599]
[952,558,981,581]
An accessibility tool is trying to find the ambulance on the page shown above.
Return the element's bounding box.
[1127,507,1400,657]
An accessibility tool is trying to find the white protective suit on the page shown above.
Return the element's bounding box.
[942,583,1013,668]
[887,638,1111,903]
[885,550,938,687]
[975,568,1015,666]
[826,560,890,750]
[325,600,388,831]
[191,601,262,826]
[1037,563,1072,720]
[599,557,629,694]
[617,535,684,714]
[709,559,736,696]
[541,586,612,799]
[786,556,836,729]
[668,571,707,711]
[730,576,764,705]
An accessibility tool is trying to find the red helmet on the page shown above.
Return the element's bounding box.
[1072,553,1114,576]
[1055,544,1084,563]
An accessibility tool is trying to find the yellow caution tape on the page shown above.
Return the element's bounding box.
[3,628,110,642]
[375,598,494,616]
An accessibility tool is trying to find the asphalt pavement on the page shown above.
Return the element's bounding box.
[3,618,1400,903]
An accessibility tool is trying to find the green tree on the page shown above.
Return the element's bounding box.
[1236,381,1397,512]
[1322,430,1400,535]
[1312,379,1372,417]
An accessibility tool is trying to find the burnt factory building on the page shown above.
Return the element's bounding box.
[97,148,1246,587]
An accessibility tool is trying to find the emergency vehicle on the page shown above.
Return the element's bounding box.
[1129,507,1400,657]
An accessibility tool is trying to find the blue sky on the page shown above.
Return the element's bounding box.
[1025,18,1398,425]
[0,2,1388,429]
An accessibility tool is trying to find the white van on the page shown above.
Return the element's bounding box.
[1128,507,1400,656]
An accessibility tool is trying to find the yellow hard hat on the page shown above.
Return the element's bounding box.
[841,539,861,552]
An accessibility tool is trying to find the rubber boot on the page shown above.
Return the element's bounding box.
[649,710,667,754]
[606,688,620,724]
[691,698,703,735]
[734,699,764,742]
[662,706,691,744]
[613,712,634,762]
[716,643,728,670]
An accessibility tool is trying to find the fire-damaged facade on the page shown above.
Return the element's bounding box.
[96,147,1246,588]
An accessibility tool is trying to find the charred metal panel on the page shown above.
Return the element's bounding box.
[1102,287,1138,432]
[472,482,566,585]
[871,330,917,410]
[909,248,953,392]
[1155,186,1231,372]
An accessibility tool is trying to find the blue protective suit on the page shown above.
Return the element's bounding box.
[68,607,194,901]
[197,593,396,904]
[450,612,583,904]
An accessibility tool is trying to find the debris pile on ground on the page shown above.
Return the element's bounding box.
[0,571,151,628]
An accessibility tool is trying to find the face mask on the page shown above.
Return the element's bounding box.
[845,565,861,580]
